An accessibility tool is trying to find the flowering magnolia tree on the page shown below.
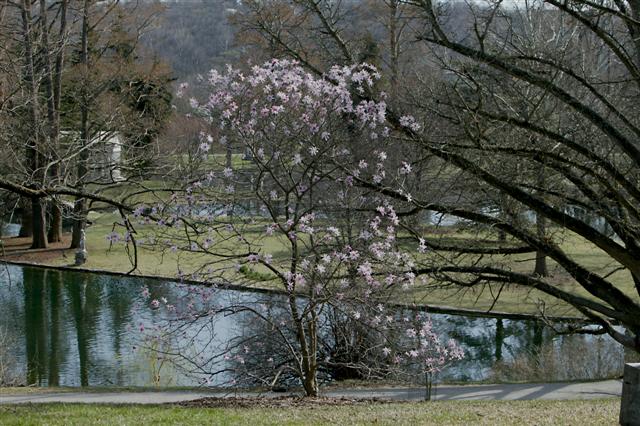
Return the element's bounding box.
[137,60,462,396]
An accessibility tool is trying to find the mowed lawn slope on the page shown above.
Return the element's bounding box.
[0,399,620,426]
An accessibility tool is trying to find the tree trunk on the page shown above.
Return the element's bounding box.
[534,164,548,277]
[495,318,504,362]
[31,197,48,249]
[48,203,63,243]
[388,0,399,101]
[49,1,68,244]
[71,0,89,249]
[534,214,548,276]
[19,0,49,249]
[534,251,548,276]
[302,370,319,397]
[531,321,544,356]
[38,0,63,245]
[70,199,86,249]
[18,198,33,238]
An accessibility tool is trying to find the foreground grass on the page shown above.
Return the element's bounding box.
[0,399,620,425]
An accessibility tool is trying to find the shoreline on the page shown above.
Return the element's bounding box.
[0,257,590,324]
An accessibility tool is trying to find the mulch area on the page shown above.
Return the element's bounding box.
[176,396,397,409]
[0,234,75,264]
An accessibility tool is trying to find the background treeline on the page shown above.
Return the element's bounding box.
[142,0,242,80]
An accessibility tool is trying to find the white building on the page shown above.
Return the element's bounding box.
[61,131,125,183]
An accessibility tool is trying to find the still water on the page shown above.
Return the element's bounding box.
[0,264,624,388]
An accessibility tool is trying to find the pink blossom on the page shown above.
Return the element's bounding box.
[399,115,421,132]
[418,238,428,253]
[400,162,412,175]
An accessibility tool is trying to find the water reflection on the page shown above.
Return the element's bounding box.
[1,223,21,238]
[23,268,48,385]
[0,264,624,387]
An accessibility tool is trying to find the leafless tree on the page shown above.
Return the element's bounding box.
[0,0,172,249]
[237,0,640,352]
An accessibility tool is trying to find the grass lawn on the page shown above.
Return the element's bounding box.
[0,399,620,425]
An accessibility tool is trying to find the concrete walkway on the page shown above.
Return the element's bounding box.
[0,380,621,404]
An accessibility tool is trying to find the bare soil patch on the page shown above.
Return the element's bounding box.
[0,234,74,264]
[176,396,397,409]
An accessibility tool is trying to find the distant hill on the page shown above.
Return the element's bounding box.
[142,0,241,80]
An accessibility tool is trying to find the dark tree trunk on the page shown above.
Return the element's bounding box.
[531,321,544,356]
[39,0,63,245]
[495,318,504,362]
[70,199,86,249]
[534,251,548,276]
[533,213,548,276]
[302,372,319,397]
[534,165,548,277]
[71,0,89,249]
[48,203,63,243]
[31,197,48,249]
[388,0,399,100]
[19,0,48,250]
[18,199,33,238]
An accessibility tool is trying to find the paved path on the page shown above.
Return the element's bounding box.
[0,380,621,404]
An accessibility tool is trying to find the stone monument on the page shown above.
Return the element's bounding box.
[620,363,640,425]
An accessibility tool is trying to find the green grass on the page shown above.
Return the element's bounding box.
[0,387,71,395]
[0,399,620,425]
[70,212,284,281]
[81,154,257,206]
[395,227,640,316]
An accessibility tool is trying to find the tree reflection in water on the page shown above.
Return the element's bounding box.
[2,265,625,387]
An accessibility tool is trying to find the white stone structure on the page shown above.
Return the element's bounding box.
[61,131,125,182]
[621,363,640,425]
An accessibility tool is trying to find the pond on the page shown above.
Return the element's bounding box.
[0,264,624,388]
[1,224,21,238]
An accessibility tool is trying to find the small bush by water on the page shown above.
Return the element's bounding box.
[0,327,21,387]
[491,335,623,382]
